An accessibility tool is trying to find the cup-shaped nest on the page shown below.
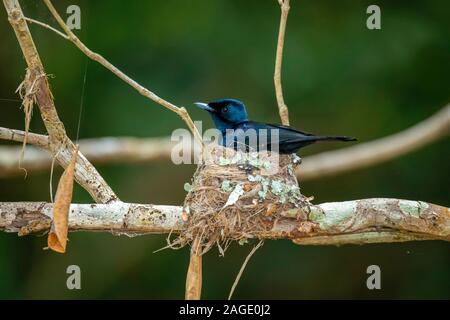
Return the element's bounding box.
[171,144,310,255]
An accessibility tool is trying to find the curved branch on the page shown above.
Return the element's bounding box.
[1,199,448,245]
[298,103,450,180]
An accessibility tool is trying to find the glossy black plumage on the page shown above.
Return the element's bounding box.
[194,99,356,154]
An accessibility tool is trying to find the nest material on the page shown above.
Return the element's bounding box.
[171,144,310,255]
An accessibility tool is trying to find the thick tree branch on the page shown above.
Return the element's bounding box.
[274,0,291,125]
[2,103,448,179]
[1,199,448,245]
[3,0,118,204]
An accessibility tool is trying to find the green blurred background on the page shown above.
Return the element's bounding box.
[0,0,449,299]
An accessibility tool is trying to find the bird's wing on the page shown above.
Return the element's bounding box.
[247,121,316,138]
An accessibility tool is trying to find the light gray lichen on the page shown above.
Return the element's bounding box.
[247,174,262,182]
[221,180,233,192]
[268,180,303,204]
[288,164,294,176]
[238,238,248,245]
[184,183,192,192]
[310,201,357,229]
[219,156,231,166]
[399,200,429,218]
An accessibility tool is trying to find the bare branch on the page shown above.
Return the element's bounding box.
[41,0,203,147]
[0,126,48,148]
[0,130,175,177]
[274,0,291,125]
[1,199,448,245]
[3,0,118,204]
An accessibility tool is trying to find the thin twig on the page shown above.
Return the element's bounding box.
[228,240,264,300]
[274,0,291,125]
[42,0,203,147]
[24,17,69,39]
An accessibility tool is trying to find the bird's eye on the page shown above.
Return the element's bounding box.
[222,107,228,113]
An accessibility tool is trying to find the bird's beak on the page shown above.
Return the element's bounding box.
[194,102,215,113]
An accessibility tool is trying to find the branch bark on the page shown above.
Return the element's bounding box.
[0,130,174,177]
[0,126,48,148]
[0,202,182,236]
[1,199,448,245]
[3,0,118,204]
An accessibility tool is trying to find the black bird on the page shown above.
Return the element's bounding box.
[194,99,356,154]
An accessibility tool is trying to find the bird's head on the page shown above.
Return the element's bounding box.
[194,99,248,129]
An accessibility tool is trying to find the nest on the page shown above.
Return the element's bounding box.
[170,144,311,255]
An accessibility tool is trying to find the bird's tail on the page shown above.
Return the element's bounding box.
[309,135,357,142]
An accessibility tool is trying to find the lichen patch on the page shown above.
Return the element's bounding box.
[169,144,310,255]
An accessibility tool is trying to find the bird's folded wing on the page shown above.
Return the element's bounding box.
[248,121,316,137]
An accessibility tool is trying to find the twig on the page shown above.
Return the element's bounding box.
[228,240,264,300]
[41,0,203,147]
[24,16,69,39]
[274,0,291,125]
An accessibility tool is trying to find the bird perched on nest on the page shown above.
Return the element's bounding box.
[194,98,356,154]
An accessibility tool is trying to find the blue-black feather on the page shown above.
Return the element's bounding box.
[194,99,356,154]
